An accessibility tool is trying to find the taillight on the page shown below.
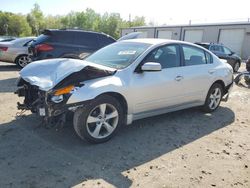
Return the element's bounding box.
[0,47,8,51]
[35,44,53,52]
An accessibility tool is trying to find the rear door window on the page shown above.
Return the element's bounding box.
[205,51,213,64]
[182,45,206,66]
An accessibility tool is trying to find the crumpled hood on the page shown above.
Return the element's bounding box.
[20,58,116,91]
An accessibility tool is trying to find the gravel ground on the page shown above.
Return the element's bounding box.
[0,61,249,188]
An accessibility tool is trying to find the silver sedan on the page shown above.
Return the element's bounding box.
[16,39,234,143]
[0,37,35,68]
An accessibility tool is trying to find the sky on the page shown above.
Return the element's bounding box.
[1,0,250,25]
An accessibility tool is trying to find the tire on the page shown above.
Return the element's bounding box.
[202,83,223,113]
[15,55,30,68]
[233,61,240,73]
[73,95,124,144]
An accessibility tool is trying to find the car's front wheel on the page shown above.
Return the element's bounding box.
[202,83,223,112]
[73,95,124,144]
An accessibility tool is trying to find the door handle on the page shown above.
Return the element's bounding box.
[175,76,183,81]
[208,69,215,74]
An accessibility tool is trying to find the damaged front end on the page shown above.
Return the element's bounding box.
[15,58,116,126]
[15,77,75,126]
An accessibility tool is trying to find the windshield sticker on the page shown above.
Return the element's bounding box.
[118,50,137,55]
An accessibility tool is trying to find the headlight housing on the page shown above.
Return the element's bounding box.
[54,85,74,96]
[51,95,64,103]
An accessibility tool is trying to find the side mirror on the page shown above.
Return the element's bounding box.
[141,62,162,72]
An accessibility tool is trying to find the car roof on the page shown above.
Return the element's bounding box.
[196,42,225,46]
[44,29,112,36]
[120,38,202,46]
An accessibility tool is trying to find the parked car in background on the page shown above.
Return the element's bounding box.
[28,29,116,61]
[16,39,233,143]
[0,36,17,42]
[195,42,241,72]
[246,57,250,72]
[0,37,36,68]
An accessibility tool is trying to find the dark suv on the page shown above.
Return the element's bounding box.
[29,29,116,61]
[195,43,241,72]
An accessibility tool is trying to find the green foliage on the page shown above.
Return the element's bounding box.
[26,3,45,35]
[0,11,31,36]
[0,4,146,38]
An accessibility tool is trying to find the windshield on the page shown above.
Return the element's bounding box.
[85,42,151,69]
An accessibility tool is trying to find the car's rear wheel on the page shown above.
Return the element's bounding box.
[15,55,30,68]
[73,95,124,144]
[202,83,223,112]
[233,61,240,72]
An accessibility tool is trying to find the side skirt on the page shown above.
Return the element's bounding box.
[127,101,204,124]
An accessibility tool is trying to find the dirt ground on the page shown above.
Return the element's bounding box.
[0,61,249,188]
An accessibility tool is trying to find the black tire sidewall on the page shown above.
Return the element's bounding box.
[203,83,223,113]
[73,95,124,144]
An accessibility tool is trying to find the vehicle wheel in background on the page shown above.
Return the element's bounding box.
[15,55,30,68]
[73,95,124,144]
[202,83,223,113]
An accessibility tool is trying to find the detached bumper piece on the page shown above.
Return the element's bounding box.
[222,82,233,102]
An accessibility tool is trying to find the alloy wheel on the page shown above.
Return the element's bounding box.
[208,88,222,110]
[86,103,119,139]
[18,56,30,68]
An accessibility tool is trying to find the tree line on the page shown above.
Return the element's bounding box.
[0,3,146,39]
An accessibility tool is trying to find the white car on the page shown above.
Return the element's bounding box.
[16,39,234,143]
[0,37,35,68]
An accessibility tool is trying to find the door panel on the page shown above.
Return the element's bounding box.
[181,44,214,102]
[131,44,185,114]
[131,68,186,113]
[176,64,214,102]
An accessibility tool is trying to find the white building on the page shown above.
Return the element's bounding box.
[121,22,250,59]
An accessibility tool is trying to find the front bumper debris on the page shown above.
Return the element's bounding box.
[222,82,233,102]
[15,78,88,127]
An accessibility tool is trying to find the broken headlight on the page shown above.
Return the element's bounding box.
[51,85,75,103]
[51,95,64,103]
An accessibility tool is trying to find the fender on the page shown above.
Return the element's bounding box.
[67,76,124,104]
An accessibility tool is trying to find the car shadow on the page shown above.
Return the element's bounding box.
[0,106,235,188]
[0,63,19,72]
[0,77,18,93]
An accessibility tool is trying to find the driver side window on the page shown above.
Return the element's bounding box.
[143,44,181,69]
